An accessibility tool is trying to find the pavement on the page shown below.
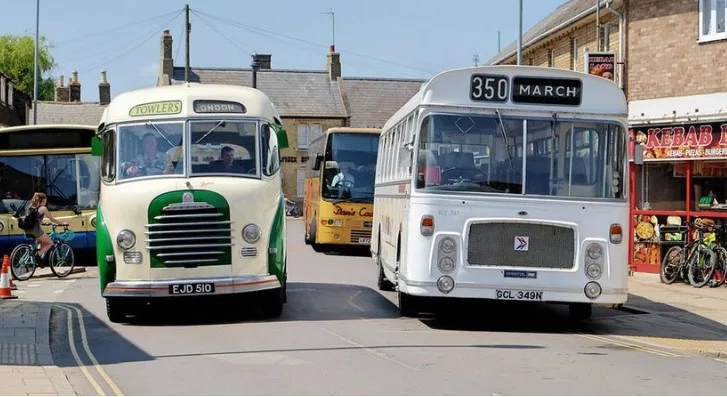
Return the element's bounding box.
[0,267,87,396]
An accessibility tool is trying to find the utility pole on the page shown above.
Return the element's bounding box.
[185,4,191,83]
[32,0,39,124]
[595,0,601,50]
[517,0,523,65]
[498,31,501,53]
[321,9,335,50]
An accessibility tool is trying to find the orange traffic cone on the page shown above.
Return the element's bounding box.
[0,255,18,299]
[4,255,16,290]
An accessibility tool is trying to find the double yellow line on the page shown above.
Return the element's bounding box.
[577,333,682,358]
[54,303,124,396]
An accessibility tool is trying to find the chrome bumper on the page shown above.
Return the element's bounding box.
[102,274,281,298]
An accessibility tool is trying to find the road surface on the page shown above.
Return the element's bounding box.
[48,218,727,395]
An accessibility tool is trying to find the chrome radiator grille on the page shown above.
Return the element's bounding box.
[350,229,371,243]
[466,222,575,269]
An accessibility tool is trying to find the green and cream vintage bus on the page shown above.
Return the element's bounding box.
[91,83,290,323]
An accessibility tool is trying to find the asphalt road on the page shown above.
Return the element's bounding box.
[49,218,727,395]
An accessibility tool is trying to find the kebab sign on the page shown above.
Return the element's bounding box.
[584,52,615,81]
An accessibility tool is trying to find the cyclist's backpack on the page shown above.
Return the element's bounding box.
[16,206,39,231]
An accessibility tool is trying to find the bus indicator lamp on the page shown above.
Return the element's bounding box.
[420,215,434,236]
[609,224,622,244]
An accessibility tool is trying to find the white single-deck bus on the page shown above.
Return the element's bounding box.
[371,66,628,320]
[92,83,290,323]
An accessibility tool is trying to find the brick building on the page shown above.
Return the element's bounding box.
[30,70,110,125]
[0,73,31,127]
[156,30,424,204]
[488,0,727,273]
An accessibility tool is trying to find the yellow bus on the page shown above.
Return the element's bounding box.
[0,124,99,270]
[303,127,380,252]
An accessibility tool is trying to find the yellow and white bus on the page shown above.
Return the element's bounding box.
[92,83,290,323]
[0,124,99,260]
[303,127,380,252]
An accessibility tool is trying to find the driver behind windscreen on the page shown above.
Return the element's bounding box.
[331,163,356,198]
[122,132,174,177]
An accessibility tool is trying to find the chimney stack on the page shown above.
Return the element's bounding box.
[326,45,341,80]
[69,71,81,102]
[99,70,110,105]
[158,29,174,86]
[54,75,70,102]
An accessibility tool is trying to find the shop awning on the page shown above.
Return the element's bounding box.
[629,92,727,126]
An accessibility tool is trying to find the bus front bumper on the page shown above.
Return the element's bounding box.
[102,275,281,298]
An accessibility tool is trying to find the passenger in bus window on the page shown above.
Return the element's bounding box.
[122,133,174,177]
[208,146,244,173]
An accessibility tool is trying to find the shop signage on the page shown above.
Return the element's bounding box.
[631,122,727,160]
[673,161,727,177]
[584,52,615,81]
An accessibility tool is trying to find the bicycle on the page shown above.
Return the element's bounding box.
[660,221,716,287]
[9,223,76,281]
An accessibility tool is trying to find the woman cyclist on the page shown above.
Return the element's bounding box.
[26,193,68,264]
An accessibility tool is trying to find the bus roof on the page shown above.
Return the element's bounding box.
[0,124,96,133]
[326,127,381,134]
[98,83,283,126]
[383,65,628,132]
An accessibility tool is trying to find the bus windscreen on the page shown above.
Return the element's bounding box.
[322,133,379,202]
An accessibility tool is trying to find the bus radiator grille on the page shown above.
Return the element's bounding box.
[145,201,233,267]
[350,229,371,243]
[466,222,574,269]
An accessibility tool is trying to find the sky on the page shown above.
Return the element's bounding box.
[3,0,566,103]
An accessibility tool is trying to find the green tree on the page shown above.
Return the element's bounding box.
[0,34,57,101]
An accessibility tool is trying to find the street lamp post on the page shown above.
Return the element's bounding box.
[517,0,523,65]
[33,0,39,124]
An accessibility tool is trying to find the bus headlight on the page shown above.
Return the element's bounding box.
[439,237,455,253]
[242,223,262,243]
[586,243,603,260]
[0,222,4,232]
[586,262,602,279]
[116,229,136,250]
[438,257,455,272]
[437,275,455,294]
[584,281,602,299]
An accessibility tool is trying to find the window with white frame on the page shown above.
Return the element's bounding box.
[0,77,5,104]
[7,82,12,108]
[570,38,578,70]
[296,168,306,198]
[700,0,727,42]
[296,123,323,149]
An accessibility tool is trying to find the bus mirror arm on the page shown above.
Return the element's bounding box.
[402,141,414,151]
[312,154,323,171]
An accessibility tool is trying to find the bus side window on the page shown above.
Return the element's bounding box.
[260,124,280,176]
[101,129,116,182]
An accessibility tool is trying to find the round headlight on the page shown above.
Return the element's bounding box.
[438,256,455,272]
[242,223,262,243]
[436,275,455,294]
[0,222,4,232]
[439,237,455,253]
[586,243,603,260]
[586,262,602,279]
[90,217,97,228]
[116,229,136,250]
[584,281,602,300]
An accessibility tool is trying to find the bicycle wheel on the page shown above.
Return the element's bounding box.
[10,244,36,281]
[660,246,683,284]
[49,242,75,278]
[708,246,727,288]
[687,244,716,288]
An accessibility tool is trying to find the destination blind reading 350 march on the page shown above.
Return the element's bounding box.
[469,74,582,106]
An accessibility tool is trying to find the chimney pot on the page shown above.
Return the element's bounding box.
[101,70,108,83]
[99,70,110,105]
[69,71,81,102]
[72,70,79,83]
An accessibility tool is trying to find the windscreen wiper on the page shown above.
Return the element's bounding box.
[495,109,514,169]
[196,120,226,144]
[146,121,175,147]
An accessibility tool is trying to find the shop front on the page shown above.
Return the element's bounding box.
[629,114,727,273]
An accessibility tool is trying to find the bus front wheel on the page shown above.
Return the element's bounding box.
[260,288,284,319]
[106,298,130,324]
[398,291,420,317]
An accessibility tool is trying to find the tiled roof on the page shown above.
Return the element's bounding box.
[340,77,425,128]
[31,101,106,125]
[172,67,348,118]
[487,0,600,65]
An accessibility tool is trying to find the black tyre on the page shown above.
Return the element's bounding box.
[260,288,284,319]
[398,290,420,317]
[106,298,130,324]
[49,243,75,278]
[709,247,727,288]
[568,303,592,321]
[10,244,36,281]
[376,257,394,291]
[688,245,716,288]
[660,246,682,284]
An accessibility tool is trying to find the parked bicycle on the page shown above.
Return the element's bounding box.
[10,223,76,281]
[660,220,718,288]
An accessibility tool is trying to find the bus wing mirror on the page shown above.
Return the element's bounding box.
[271,124,289,149]
[634,143,644,165]
[91,136,103,157]
[312,154,323,171]
[402,141,414,151]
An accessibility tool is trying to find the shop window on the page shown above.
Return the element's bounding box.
[635,162,686,211]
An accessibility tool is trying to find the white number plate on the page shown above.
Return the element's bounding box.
[169,282,215,295]
[358,238,371,244]
[495,289,543,301]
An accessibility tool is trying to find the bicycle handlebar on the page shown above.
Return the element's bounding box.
[685,221,723,231]
[41,223,70,229]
